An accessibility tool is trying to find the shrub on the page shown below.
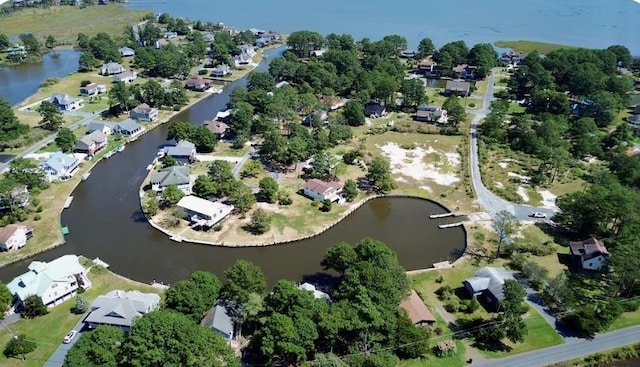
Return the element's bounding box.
[197,69,208,75]
[33,214,41,221]
[435,340,457,357]
[213,224,223,232]
[36,205,42,213]
[278,190,292,206]
[80,80,92,87]
[435,285,453,301]
[3,334,36,360]
[435,275,444,284]
[21,295,48,319]
[468,102,476,107]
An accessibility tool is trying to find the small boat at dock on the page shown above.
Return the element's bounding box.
[116,145,125,152]
[82,172,91,181]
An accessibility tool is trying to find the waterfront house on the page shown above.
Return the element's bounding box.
[302,179,343,202]
[298,283,331,302]
[452,64,478,80]
[51,94,82,111]
[418,56,438,76]
[302,110,328,126]
[310,49,327,58]
[201,303,234,341]
[399,50,417,58]
[7,254,91,309]
[239,44,256,58]
[500,51,525,66]
[176,196,234,227]
[364,102,387,118]
[84,290,160,332]
[113,70,137,84]
[100,62,125,76]
[222,26,237,36]
[232,52,252,67]
[0,224,32,252]
[75,130,108,156]
[275,81,290,88]
[415,105,448,124]
[185,76,213,91]
[164,31,178,39]
[118,46,136,57]
[400,290,436,326]
[444,80,471,97]
[203,120,229,138]
[6,44,26,57]
[211,64,231,77]
[165,140,196,164]
[0,185,30,209]
[569,237,609,271]
[150,166,192,194]
[202,33,215,42]
[115,119,144,138]
[463,267,516,311]
[42,152,80,181]
[80,83,107,97]
[87,121,113,135]
[129,103,158,122]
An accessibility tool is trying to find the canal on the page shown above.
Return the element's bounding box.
[0,47,466,285]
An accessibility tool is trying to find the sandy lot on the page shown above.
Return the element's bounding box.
[537,190,558,209]
[379,142,461,186]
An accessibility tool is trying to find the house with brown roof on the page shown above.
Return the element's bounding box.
[418,56,438,76]
[75,130,108,156]
[203,120,229,138]
[185,76,213,91]
[302,179,343,202]
[445,80,471,97]
[452,64,478,80]
[415,105,448,124]
[400,290,436,326]
[569,237,609,271]
[0,224,32,252]
[129,103,158,122]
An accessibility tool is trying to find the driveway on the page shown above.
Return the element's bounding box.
[43,318,86,367]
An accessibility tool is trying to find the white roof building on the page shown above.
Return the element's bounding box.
[176,196,233,227]
[298,282,331,301]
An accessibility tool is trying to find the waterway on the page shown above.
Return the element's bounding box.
[0,50,81,106]
[0,47,466,285]
[128,0,640,54]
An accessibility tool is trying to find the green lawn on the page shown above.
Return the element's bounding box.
[398,340,466,367]
[508,102,525,114]
[213,142,251,157]
[494,40,578,55]
[608,309,640,331]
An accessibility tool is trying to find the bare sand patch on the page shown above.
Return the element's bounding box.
[516,186,530,202]
[379,142,460,186]
[538,190,558,209]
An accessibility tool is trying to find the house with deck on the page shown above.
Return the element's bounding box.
[201,303,234,341]
[232,52,252,67]
[75,130,108,156]
[444,80,471,97]
[84,290,160,332]
[176,196,233,228]
[113,70,137,84]
[415,105,448,124]
[203,120,229,138]
[463,267,516,311]
[115,119,144,138]
[303,179,343,202]
[418,56,438,76]
[211,64,231,77]
[164,140,196,164]
[452,64,478,80]
[400,290,436,326]
[7,254,91,309]
[569,237,609,271]
[0,224,32,252]
[185,76,213,91]
[150,166,192,194]
[42,152,80,181]
[80,83,107,97]
[51,94,82,111]
[129,103,158,122]
[100,62,125,76]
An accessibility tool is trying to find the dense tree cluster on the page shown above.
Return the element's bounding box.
[108,79,188,114]
[0,99,29,143]
[166,121,217,152]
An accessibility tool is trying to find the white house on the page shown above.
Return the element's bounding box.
[51,94,82,111]
[79,83,107,97]
[84,290,160,332]
[150,166,192,194]
[100,62,125,76]
[42,152,80,181]
[87,121,113,135]
[298,283,331,301]
[113,71,137,84]
[176,196,233,227]
[118,47,136,57]
[0,224,32,251]
[302,179,343,202]
[569,237,610,271]
[7,254,91,308]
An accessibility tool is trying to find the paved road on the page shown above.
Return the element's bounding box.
[468,71,556,221]
[476,325,640,367]
[0,109,105,173]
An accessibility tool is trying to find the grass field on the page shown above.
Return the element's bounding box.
[0,261,163,367]
[0,4,149,45]
[494,40,578,55]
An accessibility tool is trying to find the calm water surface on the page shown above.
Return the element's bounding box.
[129,0,640,53]
[0,47,465,285]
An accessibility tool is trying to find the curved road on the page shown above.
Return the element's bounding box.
[469,72,556,221]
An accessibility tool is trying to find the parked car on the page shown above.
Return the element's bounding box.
[63,330,78,344]
[530,212,547,219]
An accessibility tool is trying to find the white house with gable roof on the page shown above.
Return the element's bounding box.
[42,152,80,182]
[84,290,160,332]
[176,196,233,227]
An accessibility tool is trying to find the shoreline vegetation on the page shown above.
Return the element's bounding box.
[494,40,577,54]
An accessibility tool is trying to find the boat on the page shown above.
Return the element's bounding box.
[82,172,91,181]
[116,145,125,152]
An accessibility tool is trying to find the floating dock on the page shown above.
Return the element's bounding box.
[82,172,91,181]
[433,261,452,269]
[93,257,110,268]
[169,235,183,242]
[63,196,74,208]
[439,222,464,229]
[429,212,455,219]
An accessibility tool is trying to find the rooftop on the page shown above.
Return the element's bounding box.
[304,179,342,194]
[400,290,436,325]
[7,255,85,301]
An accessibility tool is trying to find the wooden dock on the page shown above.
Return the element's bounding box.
[439,222,464,229]
[63,196,74,208]
[429,212,455,219]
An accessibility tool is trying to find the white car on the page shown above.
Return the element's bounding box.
[530,212,547,219]
[63,330,78,344]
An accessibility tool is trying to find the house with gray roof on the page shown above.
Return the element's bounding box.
[164,140,196,164]
[114,119,144,138]
[201,304,234,341]
[75,130,108,156]
[463,267,516,311]
[84,290,160,332]
[87,121,113,135]
[129,103,158,122]
[51,94,82,111]
[150,166,192,194]
[119,47,136,57]
[100,62,125,76]
[445,80,471,97]
[42,152,80,181]
[113,70,137,84]
[7,254,90,308]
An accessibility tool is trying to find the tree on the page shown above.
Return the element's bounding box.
[228,182,256,213]
[120,310,238,367]
[143,194,158,217]
[343,179,358,202]
[36,101,64,130]
[72,294,88,314]
[0,98,28,142]
[443,95,466,128]
[6,158,47,190]
[493,210,517,257]
[207,160,235,196]
[108,82,132,113]
[467,43,498,79]
[394,313,430,358]
[164,271,222,322]
[192,175,216,199]
[161,155,178,168]
[76,33,90,49]
[342,100,365,126]
[78,52,100,72]
[249,208,271,234]
[54,127,77,152]
[258,177,279,203]
[0,282,11,320]
[44,35,57,50]
[21,295,48,318]
[367,157,396,193]
[64,326,124,367]
[582,91,621,127]
[19,33,40,54]
[167,121,192,142]
[0,34,9,51]
[240,160,263,179]
[3,334,36,360]
[221,260,267,305]
[417,37,435,58]
[399,78,427,109]
[162,184,184,206]
[382,34,408,51]
[607,45,632,68]
[286,30,324,58]
[248,71,275,92]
